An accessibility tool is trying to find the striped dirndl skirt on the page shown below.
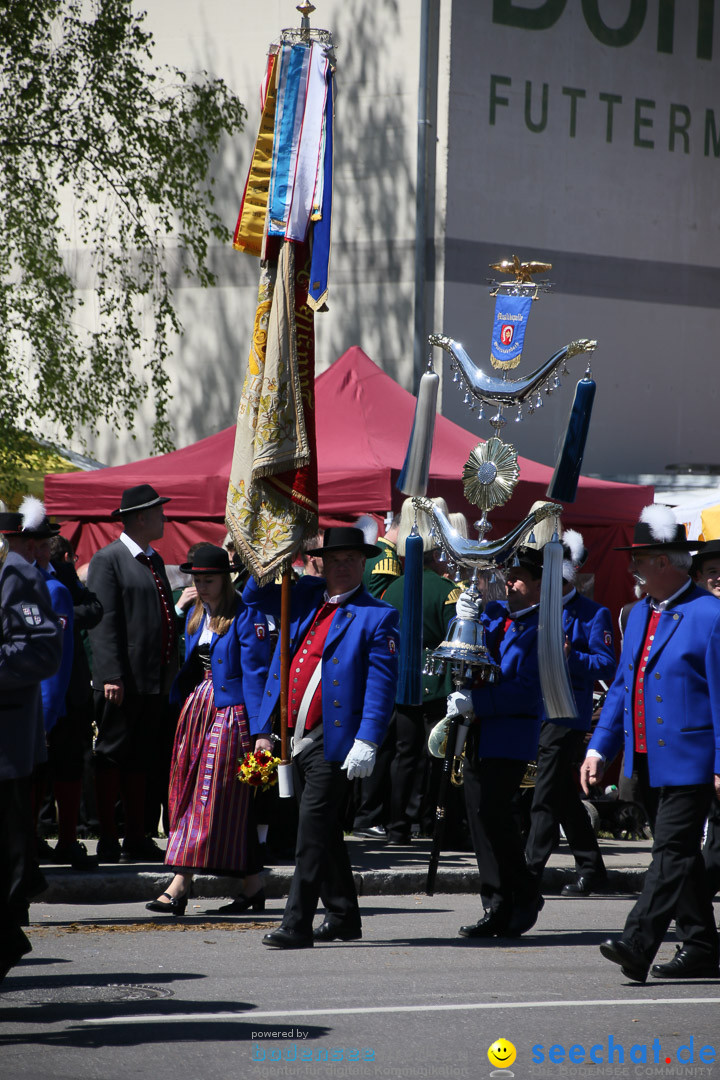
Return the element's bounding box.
[165,672,252,874]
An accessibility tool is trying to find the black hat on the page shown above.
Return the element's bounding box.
[692,539,720,573]
[22,518,60,539]
[615,504,698,552]
[508,546,544,579]
[0,512,23,536]
[304,526,381,559]
[111,484,170,518]
[180,544,233,575]
[16,496,60,539]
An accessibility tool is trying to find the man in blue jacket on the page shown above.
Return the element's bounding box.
[448,547,544,939]
[244,527,399,949]
[582,505,720,982]
[525,530,616,897]
[0,506,63,983]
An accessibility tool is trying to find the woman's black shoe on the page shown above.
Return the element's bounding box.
[146,892,188,917]
[213,889,266,915]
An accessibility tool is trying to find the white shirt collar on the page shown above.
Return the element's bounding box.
[120,531,154,559]
[650,578,693,612]
[509,602,539,620]
[324,584,361,606]
[198,603,214,645]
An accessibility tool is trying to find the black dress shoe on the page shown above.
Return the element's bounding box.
[0,928,32,984]
[262,927,314,950]
[96,837,122,863]
[458,909,509,939]
[313,919,362,942]
[506,896,545,937]
[52,840,99,870]
[599,938,648,983]
[352,826,387,840]
[36,837,56,862]
[561,874,609,897]
[121,837,166,863]
[146,892,188,917]
[651,946,720,980]
[212,889,266,915]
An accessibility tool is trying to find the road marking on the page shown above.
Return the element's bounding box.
[82,997,720,1025]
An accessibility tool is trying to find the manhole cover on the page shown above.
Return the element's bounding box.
[11,983,174,1005]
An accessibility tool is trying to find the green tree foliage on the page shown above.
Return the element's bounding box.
[0,0,246,482]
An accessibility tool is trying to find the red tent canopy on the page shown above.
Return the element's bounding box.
[45,346,652,617]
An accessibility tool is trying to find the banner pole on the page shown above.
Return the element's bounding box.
[280,567,292,765]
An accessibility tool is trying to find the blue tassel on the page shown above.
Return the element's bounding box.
[397,372,439,497]
[547,377,596,503]
[397,531,423,705]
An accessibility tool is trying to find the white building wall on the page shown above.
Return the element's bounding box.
[87,0,426,465]
[439,1,720,475]
[80,1,720,482]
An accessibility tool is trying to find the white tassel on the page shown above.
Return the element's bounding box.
[538,539,578,721]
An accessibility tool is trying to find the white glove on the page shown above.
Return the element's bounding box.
[446,690,474,719]
[456,591,480,621]
[341,739,377,780]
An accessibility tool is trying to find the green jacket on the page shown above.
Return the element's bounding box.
[363,536,402,599]
[383,568,460,702]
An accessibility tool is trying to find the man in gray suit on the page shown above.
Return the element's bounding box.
[0,506,63,983]
[88,484,178,862]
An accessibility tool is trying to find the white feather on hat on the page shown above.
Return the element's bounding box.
[19,495,47,532]
[561,528,585,582]
[354,514,379,547]
[640,503,678,543]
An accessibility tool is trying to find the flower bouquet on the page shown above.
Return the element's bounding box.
[237,749,281,792]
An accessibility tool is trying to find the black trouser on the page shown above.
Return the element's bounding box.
[353,709,397,831]
[0,776,37,952]
[525,722,605,880]
[387,699,447,841]
[282,732,360,936]
[703,796,720,898]
[622,773,718,963]
[463,745,535,915]
[93,691,174,840]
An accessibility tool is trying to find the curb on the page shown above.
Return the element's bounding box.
[36,864,647,904]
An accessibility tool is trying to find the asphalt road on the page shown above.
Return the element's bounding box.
[2,894,720,1080]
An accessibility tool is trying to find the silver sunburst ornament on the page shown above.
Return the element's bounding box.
[462,437,520,511]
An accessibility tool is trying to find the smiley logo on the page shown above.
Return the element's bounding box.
[488,1039,517,1069]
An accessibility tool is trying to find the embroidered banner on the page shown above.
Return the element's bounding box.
[267,44,312,237]
[490,293,533,369]
[308,75,333,311]
[226,242,318,585]
[286,42,329,242]
[233,53,279,258]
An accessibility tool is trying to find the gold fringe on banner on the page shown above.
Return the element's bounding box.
[233,55,279,258]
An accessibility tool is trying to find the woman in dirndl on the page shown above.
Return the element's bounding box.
[146,544,271,916]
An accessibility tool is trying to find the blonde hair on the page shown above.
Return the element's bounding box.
[524,500,561,550]
[186,575,237,637]
[448,512,469,539]
[397,496,449,556]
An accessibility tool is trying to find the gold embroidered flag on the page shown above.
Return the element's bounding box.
[226,242,318,584]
